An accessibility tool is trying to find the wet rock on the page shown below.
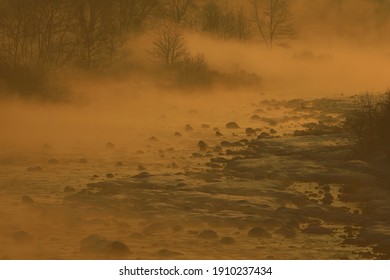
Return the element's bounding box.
[80,235,111,254]
[132,172,151,179]
[221,141,243,148]
[27,166,42,172]
[247,227,271,238]
[246,128,256,135]
[149,136,158,141]
[109,241,131,257]
[172,225,184,232]
[138,164,146,171]
[257,132,271,139]
[79,158,88,164]
[213,146,222,152]
[129,232,144,239]
[80,235,130,257]
[12,231,33,244]
[210,157,228,164]
[198,140,209,152]
[185,124,194,131]
[22,195,34,204]
[251,114,261,120]
[205,162,222,168]
[174,132,182,137]
[136,150,144,154]
[274,227,296,238]
[322,193,334,205]
[171,162,179,168]
[302,225,333,235]
[226,122,240,129]
[106,142,115,149]
[106,173,114,178]
[220,237,236,245]
[116,161,124,166]
[192,153,203,158]
[201,124,210,128]
[144,223,169,235]
[213,127,220,131]
[216,131,223,136]
[48,158,59,164]
[64,186,76,193]
[269,128,277,134]
[158,249,183,257]
[199,230,219,239]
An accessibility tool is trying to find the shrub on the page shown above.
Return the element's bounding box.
[344,91,390,158]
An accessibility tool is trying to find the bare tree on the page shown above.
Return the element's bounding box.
[73,0,118,68]
[116,0,157,34]
[163,0,194,25]
[251,0,293,48]
[201,2,251,41]
[151,25,188,67]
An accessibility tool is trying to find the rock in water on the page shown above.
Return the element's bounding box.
[198,140,209,152]
[226,122,240,129]
[108,241,131,258]
[247,227,271,238]
[64,186,76,193]
[48,158,59,164]
[220,237,236,244]
[12,231,33,244]
[22,195,34,204]
[302,225,333,235]
[246,128,256,135]
[198,230,219,239]
[27,166,42,172]
[106,142,115,149]
[185,124,193,131]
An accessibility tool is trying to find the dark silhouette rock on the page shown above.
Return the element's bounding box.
[198,140,209,152]
[149,136,158,141]
[132,172,151,179]
[246,128,256,135]
[27,166,42,172]
[322,193,334,205]
[108,241,131,257]
[48,158,59,164]
[220,236,236,244]
[185,124,193,131]
[138,164,146,171]
[275,227,296,238]
[302,225,333,235]
[199,230,219,239]
[12,231,33,244]
[64,186,76,193]
[106,142,115,149]
[216,131,223,136]
[226,122,240,129]
[106,173,114,178]
[247,227,271,238]
[158,249,182,257]
[22,195,34,204]
[174,132,182,137]
[251,114,261,120]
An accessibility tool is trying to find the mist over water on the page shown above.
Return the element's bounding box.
[1,0,390,260]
